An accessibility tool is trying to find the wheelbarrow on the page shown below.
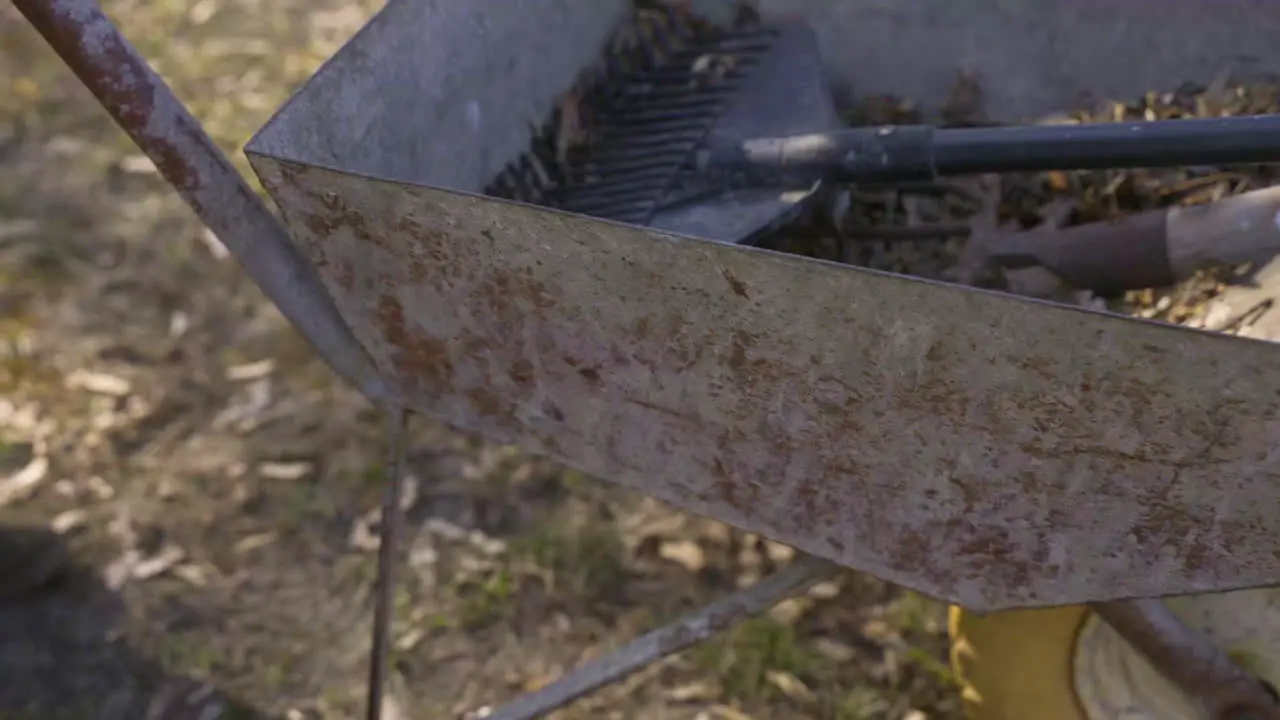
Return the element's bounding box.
[14,0,1280,718]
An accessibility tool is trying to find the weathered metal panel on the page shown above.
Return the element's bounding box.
[754,0,1280,121]
[247,0,629,191]
[249,154,1280,611]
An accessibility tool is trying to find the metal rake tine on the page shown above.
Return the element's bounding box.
[365,407,410,720]
[484,554,836,720]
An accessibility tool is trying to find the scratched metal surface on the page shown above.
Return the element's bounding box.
[248,153,1280,610]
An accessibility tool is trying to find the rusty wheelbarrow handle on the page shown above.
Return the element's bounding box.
[1094,600,1280,720]
[11,0,389,405]
[974,184,1280,296]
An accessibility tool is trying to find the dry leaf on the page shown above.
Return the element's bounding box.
[807,580,842,600]
[765,670,814,702]
[173,563,213,587]
[134,546,186,580]
[234,532,277,554]
[769,597,810,624]
[65,369,131,397]
[941,69,985,125]
[763,540,795,564]
[50,508,88,534]
[0,456,49,507]
[1046,171,1070,192]
[667,681,720,702]
[257,460,312,480]
[225,359,275,381]
[812,637,857,663]
[659,538,706,572]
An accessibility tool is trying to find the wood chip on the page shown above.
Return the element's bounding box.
[666,681,720,702]
[200,227,231,260]
[0,455,49,507]
[765,670,815,702]
[807,579,842,600]
[225,359,275,381]
[103,549,141,590]
[85,475,115,500]
[119,154,158,174]
[812,637,857,663]
[173,563,213,587]
[768,596,810,624]
[763,540,795,564]
[64,369,132,397]
[395,627,426,652]
[134,546,186,580]
[257,460,312,480]
[349,512,381,552]
[710,705,756,720]
[234,532,277,554]
[659,538,706,572]
[50,508,89,534]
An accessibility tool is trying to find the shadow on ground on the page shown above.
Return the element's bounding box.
[0,526,266,720]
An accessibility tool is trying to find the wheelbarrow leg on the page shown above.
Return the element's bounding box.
[365,408,410,720]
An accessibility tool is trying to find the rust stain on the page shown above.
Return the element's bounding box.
[711,456,745,511]
[467,386,507,418]
[541,399,566,422]
[335,259,355,292]
[374,292,453,393]
[727,330,751,372]
[508,358,536,389]
[17,0,199,194]
[393,216,437,283]
[720,266,750,299]
[626,397,701,424]
[314,190,377,244]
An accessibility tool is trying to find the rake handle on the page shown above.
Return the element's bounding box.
[709,114,1280,183]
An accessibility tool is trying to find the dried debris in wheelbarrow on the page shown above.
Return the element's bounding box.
[796,74,1280,314]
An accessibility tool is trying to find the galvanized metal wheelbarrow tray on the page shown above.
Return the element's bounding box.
[14,0,1280,718]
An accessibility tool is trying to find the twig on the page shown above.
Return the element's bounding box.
[365,407,410,720]
[485,554,835,720]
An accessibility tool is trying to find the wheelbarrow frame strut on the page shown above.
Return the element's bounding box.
[10,1,1279,718]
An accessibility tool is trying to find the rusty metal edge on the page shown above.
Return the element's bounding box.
[11,0,389,404]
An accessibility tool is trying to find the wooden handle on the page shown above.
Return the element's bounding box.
[1167,185,1280,277]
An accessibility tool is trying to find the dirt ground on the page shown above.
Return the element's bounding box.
[0,2,959,719]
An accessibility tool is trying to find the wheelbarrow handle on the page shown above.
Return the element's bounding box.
[11,0,389,404]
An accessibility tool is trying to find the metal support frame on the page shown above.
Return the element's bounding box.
[9,0,1280,717]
